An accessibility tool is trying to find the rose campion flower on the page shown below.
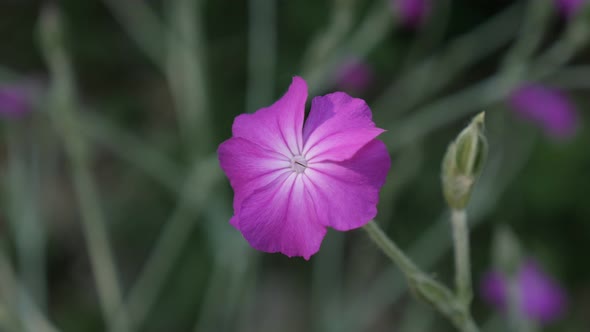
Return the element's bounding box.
[335,58,374,93]
[392,0,430,28]
[480,260,567,324]
[556,0,586,18]
[0,84,31,117]
[218,77,391,259]
[508,84,578,139]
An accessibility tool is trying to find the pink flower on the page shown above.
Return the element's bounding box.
[335,58,374,93]
[218,77,391,259]
[508,84,578,139]
[0,84,31,117]
[555,0,587,18]
[480,260,567,324]
[392,0,430,28]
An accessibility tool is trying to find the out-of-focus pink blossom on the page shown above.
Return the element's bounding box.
[555,0,587,18]
[508,84,578,139]
[392,0,430,28]
[480,260,567,324]
[0,84,31,117]
[335,58,374,93]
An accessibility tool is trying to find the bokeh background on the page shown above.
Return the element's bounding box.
[0,0,589,331]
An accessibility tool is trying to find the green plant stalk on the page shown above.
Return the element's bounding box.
[246,0,277,113]
[451,209,472,306]
[348,125,536,332]
[363,221,480,332]
[166,0,211,156]
[373,2,521,119]
[301,0,356,81]
[78,111,182,194]
[399,0,452,70]
[39,6,129,332]
[5,126,47,311]
[385,3,590,154]
[501,0,553,68]
[0,251,59,332]
[304,0,394,94]
[101,0,165,66]
[118,157,221,331]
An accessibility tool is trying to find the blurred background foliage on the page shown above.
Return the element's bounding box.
[0,0,589,331]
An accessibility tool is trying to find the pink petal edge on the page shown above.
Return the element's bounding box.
[303,92,385,162]
[232,77,307,157]
[305,139,390,230]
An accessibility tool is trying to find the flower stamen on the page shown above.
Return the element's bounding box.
[290,155,308,174]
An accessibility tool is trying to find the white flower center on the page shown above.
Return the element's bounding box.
[290,155,308,174]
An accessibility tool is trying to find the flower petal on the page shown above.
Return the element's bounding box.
[302,92,384,162]
[218,137,290,229]
[519,260,567,323]
[480,271,508,310]
[508,84,578,139]
[238,172,327,260]
[304,140,390,231]
[0,85,30,117]
[232,77,307,157]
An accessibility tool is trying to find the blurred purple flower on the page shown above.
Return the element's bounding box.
[0,84,32,117]
[392,0,430,28]
[555,0,586,18]
[480,260,567,324]
[335,58,374,93]
[508,84,578,139]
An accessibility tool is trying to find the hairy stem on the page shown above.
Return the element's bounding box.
[451,209,473,306]
[363,220,480,332]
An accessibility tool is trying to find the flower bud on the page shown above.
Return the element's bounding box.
[39,3,63,55]
[441,112,488,210]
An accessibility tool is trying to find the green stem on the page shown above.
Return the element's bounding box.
[373,2,521,119]
[0,250,60,332]
[246,0,277,113]
[166,0,211,156]
[451,209,473,306]
[363,221,422,277]
[304,0,394,94]
[118,157,221,331]
[101,0,166,66]
[39,6,129,332]
[5,126,47,310]
[363,221,480,332]
[501,0,553,68]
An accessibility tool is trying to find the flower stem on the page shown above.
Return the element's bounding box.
[363,221,421,277]
[363,220,480,332]
[39,6,129,332]
[451,209,473,306]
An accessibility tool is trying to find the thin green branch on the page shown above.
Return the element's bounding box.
[363,221,480,332]
[39,6,129,332]
[117,157,222,331]
[373,2,522,118]
[451,209,473,306]
[0,251,60,332]
[246,0,277,113]
[166,0,211,156]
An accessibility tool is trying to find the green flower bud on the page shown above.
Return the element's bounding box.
[39,4,63,55]
[441,112,488,210]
